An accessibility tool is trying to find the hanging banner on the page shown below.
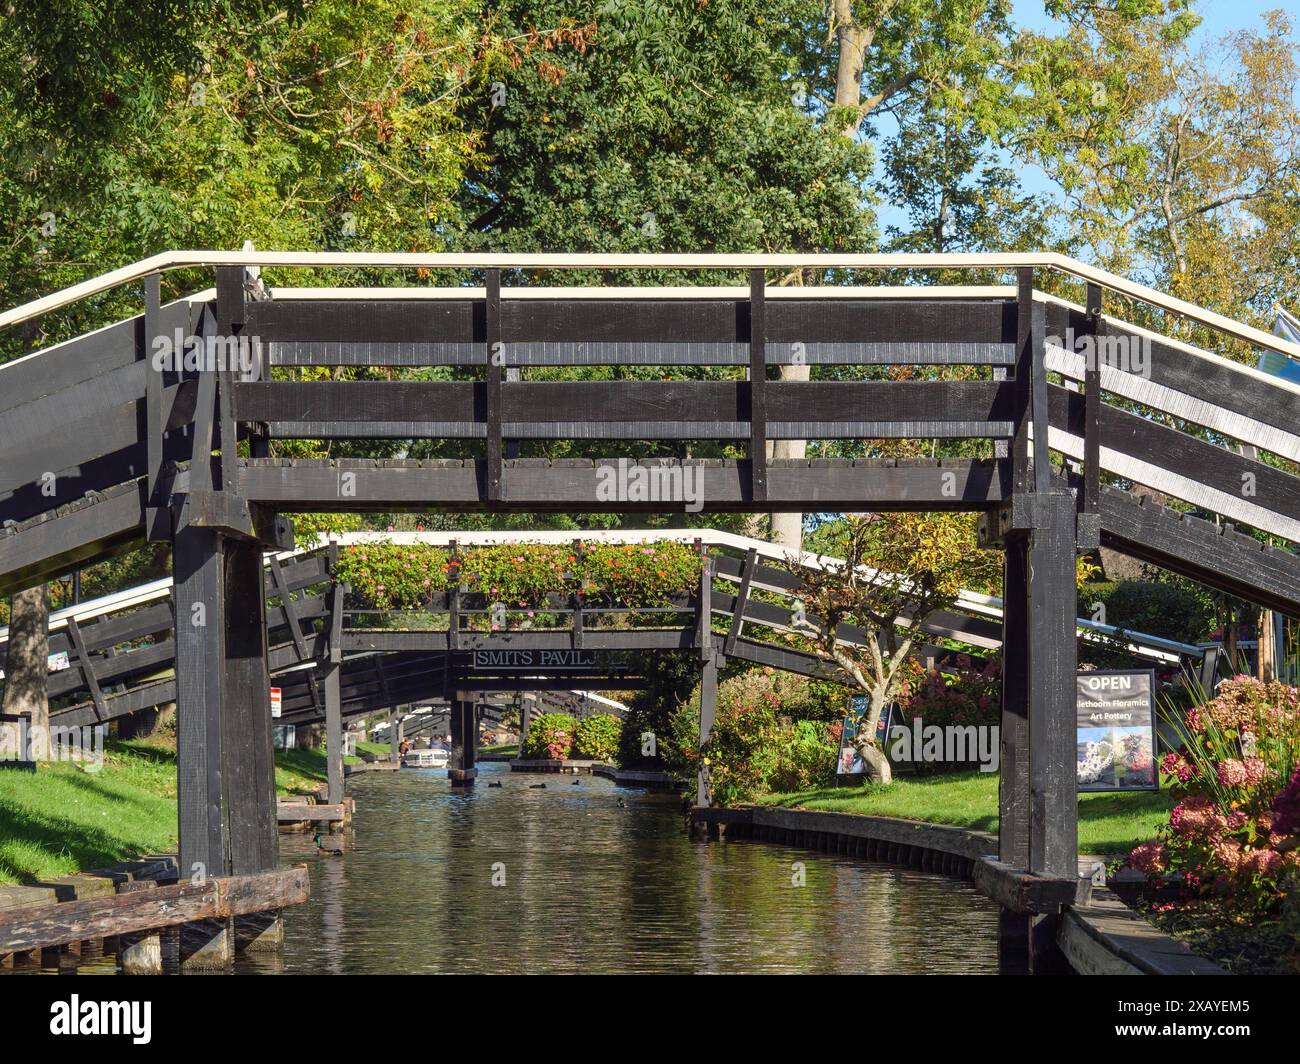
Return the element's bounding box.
[1076,669,1158,792]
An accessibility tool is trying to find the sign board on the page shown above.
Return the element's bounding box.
[270,687,282,719]
[461,649,625,671]
[837,697,893,776]
[47,651,70,673]
[837,712,866,776]
[1075,669,1158,792]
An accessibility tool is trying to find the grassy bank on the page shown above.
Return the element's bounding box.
[760,770,1174,856]
[0,738,371,885]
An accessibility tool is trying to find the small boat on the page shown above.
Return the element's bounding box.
[403,747,450,769]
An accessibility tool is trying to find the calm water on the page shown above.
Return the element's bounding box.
[247,761,1000,975]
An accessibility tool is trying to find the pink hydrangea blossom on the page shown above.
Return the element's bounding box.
[1129,842,1166,875]
[1216,759,1248,787]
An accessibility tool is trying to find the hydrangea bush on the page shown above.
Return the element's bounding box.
[1128,676,1300,916]
[521,713,578,760]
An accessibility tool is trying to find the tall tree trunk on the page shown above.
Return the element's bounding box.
[852,683,893,784]
[3,584,51,762]
[766,5,877,550]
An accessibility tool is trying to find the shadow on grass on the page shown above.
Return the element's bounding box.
[0,794,172,885]
[112,740,178,767]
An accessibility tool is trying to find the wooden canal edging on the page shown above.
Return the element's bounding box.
[689,806,1224,976]
[509,758,609,774]
[591,765,680,791]
[344,760,400,775]
[0,865,309,973]
[1059,887,1227,975]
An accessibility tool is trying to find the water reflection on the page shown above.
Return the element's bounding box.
[255,762,1000,975]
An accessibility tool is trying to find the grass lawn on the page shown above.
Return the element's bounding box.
[759,770,1174,856]
[0,740,179,885]
[0,737,366,885]
[481,743,518,757]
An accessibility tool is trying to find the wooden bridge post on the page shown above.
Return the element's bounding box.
[172,526,278,967]
[696,542,717,807]
[519,693,535,753]
[449,690,477,786]
[324,544,344,806]
[986,269,1080,973]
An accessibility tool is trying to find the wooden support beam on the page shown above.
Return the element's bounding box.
[999,536,1030,870]
[173,526,278,881]
[1013,268,1033,493]
[972,857,1086,914]
[324,660,342,806]
[1030,292,1051,496]
[749,269,767,503]
[449,691,477,785]
[237,457,1007,512]
[221,537,277,876]
[696,653,718,807]
[723,548,757,657]
[1082,282,1102,542]
[143,274,166,536]
[324,543,344,805]
[448,540,461,651]
[269,554,310,664]
[696,539,712,661]
[485,270,503,502]
[1027,492,1079,880]
[65,616,107,723]
[173,525,225,882]
[572,539,585,651]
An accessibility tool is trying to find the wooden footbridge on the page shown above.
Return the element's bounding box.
[3,251,1299,970]
[1,527,1200,802]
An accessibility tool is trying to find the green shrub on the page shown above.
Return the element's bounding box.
[1080,580,1214,646]
[898,654,1001,774]
[521,713,577,760]
[670,667,839,805]
[573,714,622,761]
[769,718,838,793]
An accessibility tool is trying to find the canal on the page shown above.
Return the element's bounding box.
[249,761,1001,974]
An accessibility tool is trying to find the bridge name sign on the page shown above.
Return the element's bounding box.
[468,649,603,670]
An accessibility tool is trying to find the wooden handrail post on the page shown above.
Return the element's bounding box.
[485,270,503,502]
[749,268,768,504]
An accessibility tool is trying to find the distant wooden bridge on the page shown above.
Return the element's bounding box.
[3,250,1299,972]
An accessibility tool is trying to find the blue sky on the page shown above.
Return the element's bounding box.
[873,1,1294,239]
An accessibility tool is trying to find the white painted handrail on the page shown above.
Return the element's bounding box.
[3,249,1298,363]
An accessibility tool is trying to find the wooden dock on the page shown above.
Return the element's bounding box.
[0,864,309,973]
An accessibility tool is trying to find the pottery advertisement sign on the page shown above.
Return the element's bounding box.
[1076,669,1159,792]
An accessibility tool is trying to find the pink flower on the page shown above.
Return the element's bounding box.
[1243,757,1269,786]
[1216,759,1248,787]
[1271,766,1300,836]
[1240,849,1282,876]
[1129,842,1166,875]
